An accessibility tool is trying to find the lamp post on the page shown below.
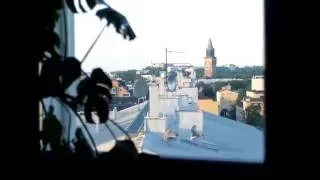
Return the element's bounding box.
[165,48,185,83]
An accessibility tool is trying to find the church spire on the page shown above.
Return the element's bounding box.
[208,38,213,49]
[206,38,215,58]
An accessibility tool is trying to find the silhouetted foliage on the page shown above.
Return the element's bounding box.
[236,89,246,106]
[39,0,140,159]
[196,82,216,99]
[246,104,263,127]
[96,8,136,40]
[76,68,112,124]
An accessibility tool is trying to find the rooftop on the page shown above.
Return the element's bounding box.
[248,90,264,93]
[244,96,264,102]
[142,112,264,163]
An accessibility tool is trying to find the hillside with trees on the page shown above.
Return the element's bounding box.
[111,65,264,84]
[196,66,264,79]
[111,66,163,82]
[196,80,251,101]
[111,69,141,83]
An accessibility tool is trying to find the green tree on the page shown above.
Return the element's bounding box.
[215,66,264,79]
[143,66,162,77]
[246,104,263,127]
[195,68,204,79]
[212,81,228,91]
[113,69,140,82]
[196,82,216,99]
[229,80,251,91]
[203,84,215,99]
[228,105,236,120]
[195,81,205,89]
[236,88,246,106]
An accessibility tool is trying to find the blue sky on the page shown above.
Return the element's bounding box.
[75,0,264,72]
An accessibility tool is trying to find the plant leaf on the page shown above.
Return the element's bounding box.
[94,96,109,123]
[66,0,78,13]
[96,85,112,101]
[100,140,138,159]
[77,76,110,124]
[91,68,112,88]
[77,78,93,102]
[60,57,82,90]
[42,109,63,151]
[43,29,60,51]
[86,0,97,10]
[51,10,60,22]
[83,95,109,124]
[40,58,62,98]
[96,8,136,40]
[79,0,87,13]
[51,1,63,10]
[84,96,95,123]
[74,128,95,158]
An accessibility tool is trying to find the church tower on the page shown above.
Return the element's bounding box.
[204,39,217,78]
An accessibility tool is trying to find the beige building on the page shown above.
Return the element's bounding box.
[111,80,131,97]
[251,76,264,91]
[243,96,264,116]
[197,99,219,115]
[216,88,239,104]
[215,84,239,116]
[236,76,265,120]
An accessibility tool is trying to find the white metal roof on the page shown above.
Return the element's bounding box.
[142,111,264,163]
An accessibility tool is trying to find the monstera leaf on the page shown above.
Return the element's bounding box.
[99,140,139,160]
[39,59,62,98]
[60,57,82,91]
[96,7,136,40]
[40,57,82,99]
[77,68,112,124]
[42,106,63,152]
[73,128,96,159]
[66,0,97,13]
[90,68,112,86]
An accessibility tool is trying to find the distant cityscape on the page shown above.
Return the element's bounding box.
[51,38,265,161]
[91,39,264,129]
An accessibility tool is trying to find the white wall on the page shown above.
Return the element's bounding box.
[218,100,233,115]
[149,85,160,117]
[178,111,203,140]
[160,97,179,114]
[246,91,264,98]
[145,118,166,133]
[141,75,153,82]
[236,105,245,122]
[251,78,264,91]
[216,91,221,103]
[177,87,198,103]
[159,78,165,95]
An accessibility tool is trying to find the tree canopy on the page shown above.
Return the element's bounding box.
[112,69,141,82]
[245,104,263,127]
[196,66,264,79]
